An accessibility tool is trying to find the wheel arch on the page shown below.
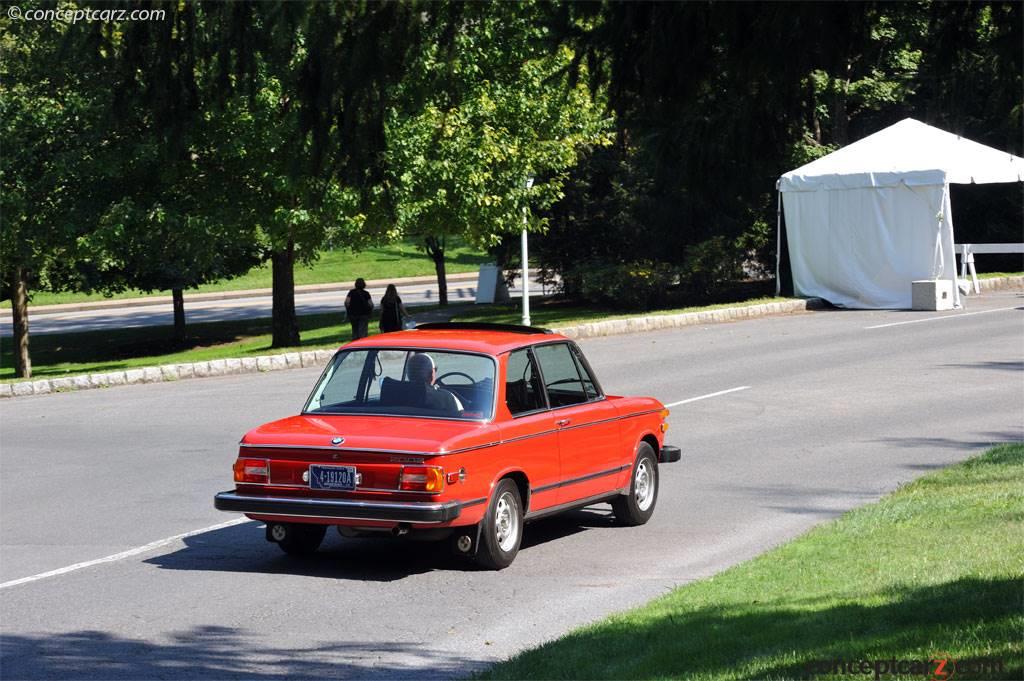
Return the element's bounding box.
[640,433,660,458]
[494,469,531,514]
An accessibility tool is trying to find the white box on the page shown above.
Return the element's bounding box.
[911,279,954,311]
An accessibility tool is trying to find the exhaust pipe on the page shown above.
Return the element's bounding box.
[391,523,410,537]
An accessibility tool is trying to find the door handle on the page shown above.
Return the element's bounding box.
[556,418,571,427]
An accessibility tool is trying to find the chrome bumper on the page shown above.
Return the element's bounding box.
[214,490,462,524]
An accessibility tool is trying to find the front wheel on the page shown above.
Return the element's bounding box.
[475,479,523,570]
[611,443,659,526]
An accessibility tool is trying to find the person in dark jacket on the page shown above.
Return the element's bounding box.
[344,278,373,339]
[378,284,410,333]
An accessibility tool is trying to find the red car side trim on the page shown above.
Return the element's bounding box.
[531,463,631,494]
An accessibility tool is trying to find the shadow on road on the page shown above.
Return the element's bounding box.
[0,625,482,680]
[873,432,1023,452]
[146,506,618,581]
[941,360,1024,372]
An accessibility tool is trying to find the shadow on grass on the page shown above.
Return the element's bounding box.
[485,576,1023,680]
[0,625,481,680]
[0,313,350,380]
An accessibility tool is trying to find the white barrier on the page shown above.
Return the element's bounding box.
[955,243,1024,294]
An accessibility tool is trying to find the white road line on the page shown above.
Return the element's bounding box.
[0,517,249,591]
[865,306,1021,329]
[665,386,751,408]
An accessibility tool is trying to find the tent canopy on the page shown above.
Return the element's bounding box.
[780,118,1024,192]
[778,118,1024,309]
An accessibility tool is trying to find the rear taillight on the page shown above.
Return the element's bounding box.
[399,466,445,493]
[233,458,269,484]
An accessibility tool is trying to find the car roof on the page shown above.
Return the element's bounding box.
[342,328,569,356]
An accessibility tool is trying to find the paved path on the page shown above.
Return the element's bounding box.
[0,272,552,337]
[1,292,1021,679]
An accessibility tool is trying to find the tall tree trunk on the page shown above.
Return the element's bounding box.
[271,240,300,347]
[9,266,31,379]
[831,65,851,146]
[171,287,186,342]
[425,236,448,306]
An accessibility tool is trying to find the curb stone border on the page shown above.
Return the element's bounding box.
[1,348,336,400]
[974,275,1024,292]
[4,277,1020,400]
[0,298,823,399]
[551,297,827,339]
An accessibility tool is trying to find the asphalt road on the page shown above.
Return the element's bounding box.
[1,292,1021,679]
[0,273,552,337]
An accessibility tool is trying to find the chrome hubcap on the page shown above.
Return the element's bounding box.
[635,460,654,511]
[494,492,519,552]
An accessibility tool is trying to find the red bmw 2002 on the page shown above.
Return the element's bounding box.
[214,322,680,569]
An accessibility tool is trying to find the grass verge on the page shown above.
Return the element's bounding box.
[452,296,795,328]
[977,271,1024,280]
[2,294,801,383]
[481,443,1024,680]
[2,239,488,308]
[0,305,471,381]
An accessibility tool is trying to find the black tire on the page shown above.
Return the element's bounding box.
[475,478,524,570]
[611,443,659,526]
[275,523,326,556]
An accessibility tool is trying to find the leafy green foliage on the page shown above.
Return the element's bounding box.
[572,260,676,311]
[0,9,113,297]
[386,2,611,253]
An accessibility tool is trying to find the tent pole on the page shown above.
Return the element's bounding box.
[775,180,782,297]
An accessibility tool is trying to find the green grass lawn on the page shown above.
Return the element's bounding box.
[452,296,795,328]
[2,295,799,383]
[0,304,472,381]
[3,238,489,308]
[481,443,1024,681]
[976,271,1024,280]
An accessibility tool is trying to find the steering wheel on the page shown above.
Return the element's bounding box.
[436,371,475,387]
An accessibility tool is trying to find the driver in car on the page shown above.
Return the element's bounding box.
[408,352,464,413]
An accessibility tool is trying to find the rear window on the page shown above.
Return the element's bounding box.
[304,348,496,420]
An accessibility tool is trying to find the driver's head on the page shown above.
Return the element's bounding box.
[407,353,435,385]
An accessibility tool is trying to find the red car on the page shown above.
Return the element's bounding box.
[214,323,680,569]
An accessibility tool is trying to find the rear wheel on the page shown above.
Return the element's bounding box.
[612,443,659,526]
[270,522,326,555]
[475,479,523,570]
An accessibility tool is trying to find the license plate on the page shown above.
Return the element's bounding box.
[308,465,357,491]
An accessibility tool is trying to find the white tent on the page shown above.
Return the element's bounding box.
[777,118,1024,309]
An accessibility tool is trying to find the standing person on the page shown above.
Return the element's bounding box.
[344,278,373,340]
[378,284,410,333]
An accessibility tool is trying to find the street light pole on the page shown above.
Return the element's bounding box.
[521,177,534,327]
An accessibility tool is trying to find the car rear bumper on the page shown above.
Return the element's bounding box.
[213,490,462,524]
[660,445,681,463]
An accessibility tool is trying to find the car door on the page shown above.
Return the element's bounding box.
[532,342,624,505]
[499,348,562,514]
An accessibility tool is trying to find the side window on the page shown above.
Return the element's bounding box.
[505,349,546,416]
[534,343,588,408]
[570,345,600,399]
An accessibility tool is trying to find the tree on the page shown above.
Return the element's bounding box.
[531,2,1021,304]
[0,10,117,377]
[386,1,611,305]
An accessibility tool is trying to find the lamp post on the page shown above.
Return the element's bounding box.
[521,176,534,326]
